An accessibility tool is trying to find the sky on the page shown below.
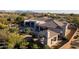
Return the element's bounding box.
[0,0,79,13]
[33,10,79,14]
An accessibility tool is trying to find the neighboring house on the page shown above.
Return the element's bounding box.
[23,18,70,48]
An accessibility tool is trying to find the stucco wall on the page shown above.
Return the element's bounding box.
[47,35,58,48]
[65,23,71,36]
[39,30,59,48]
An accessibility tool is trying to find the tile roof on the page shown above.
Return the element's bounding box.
[53,20,66,27]
[38,20,58,29]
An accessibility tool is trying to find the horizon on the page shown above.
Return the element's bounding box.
[1,10,79,14]
[32,10,79,14]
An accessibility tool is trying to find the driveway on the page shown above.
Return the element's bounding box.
[60,28,78,49]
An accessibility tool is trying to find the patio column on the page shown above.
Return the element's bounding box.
[39,26,41,32]
[29,22,31,27]
[34,23,36,31]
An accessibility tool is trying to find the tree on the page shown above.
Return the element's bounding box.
[24,27,32,34]
[9,27,19,33]
[39,32,46,38]
[72,18,79,25]
[0,30,9,48]
[44,45,49,49]
[19,40,29,49]
[0,23,8,29]
[0,18,8,24]
[62,36,68,41]
[7,33,23,48]
[32,44,39,49]
[14,40,28,49]
[70,13,74,16]
[20,13,26,16]
[15,16,24,24]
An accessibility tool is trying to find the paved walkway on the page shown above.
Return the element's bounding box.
[60,28,78,49]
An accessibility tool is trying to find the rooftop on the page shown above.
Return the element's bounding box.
[24,18,68,31]
[47,29,59,39]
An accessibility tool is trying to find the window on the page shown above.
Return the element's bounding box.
[25,22,30,27]
[30,22,35,28]
[51,37,56,44]
[40,27,44,31]
[35,26,39,32]
[53,37,56,41]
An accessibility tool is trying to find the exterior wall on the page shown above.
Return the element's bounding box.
[64,23,71,36]
[62,23,71,37]
[47,35,58,48]
[39,30,59,48]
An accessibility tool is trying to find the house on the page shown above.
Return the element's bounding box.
[23,18,71,48]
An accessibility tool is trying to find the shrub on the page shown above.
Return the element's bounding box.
[15,16,24,24]
[71,18,79,25]
[24,27,32,34]
[33,44,39,49]
[9,27,18,33]
[0,23,8,29]
[7,33,23,48]
[19,40,29,49]
[0,18,8,24]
